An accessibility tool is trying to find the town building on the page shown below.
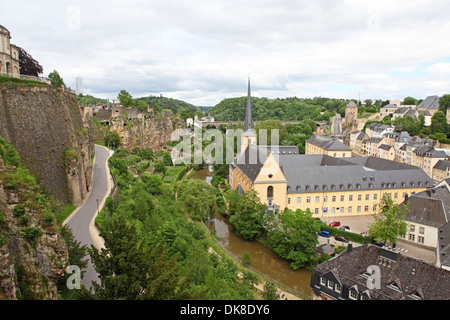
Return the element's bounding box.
[310,244,450,300]
[417,95,440,117]
[229,79,435,216]
[411,145,447,177]
[305,134,352,158]
[400,181,450,251]
[432,160,450,182]
[0,25,20,77]
[365,123,394,138]
[344,101,358,127]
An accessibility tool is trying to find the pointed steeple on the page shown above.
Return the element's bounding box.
[244,77,252,131]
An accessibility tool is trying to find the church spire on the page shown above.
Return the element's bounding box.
[244,77,252,131]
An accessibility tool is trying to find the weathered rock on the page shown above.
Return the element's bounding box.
[96,106,184,152]
[0,173,68,300]
[0,85,94,205]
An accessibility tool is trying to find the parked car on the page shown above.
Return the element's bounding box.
[318,231,330,238]
[372,241,384,247]
[329,221,341,227]
[339,226,350,231]
[335,235,349,243]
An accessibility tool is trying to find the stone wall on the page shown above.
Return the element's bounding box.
[0,85,94,205]
[96,106,184,152]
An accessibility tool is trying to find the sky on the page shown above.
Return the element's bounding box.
[1,0,450,106]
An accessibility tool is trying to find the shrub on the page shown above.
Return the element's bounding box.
[21,226,43,239]
[13,204,26,217]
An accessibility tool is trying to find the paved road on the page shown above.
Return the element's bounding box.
[63,145,112,289]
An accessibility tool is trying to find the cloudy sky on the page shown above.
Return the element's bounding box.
[1,0,450,106]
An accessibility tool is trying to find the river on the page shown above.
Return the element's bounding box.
[191,167,312,297]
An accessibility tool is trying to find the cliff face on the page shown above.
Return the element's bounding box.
[0,152,68,300]
[0,86,94,206]
[95,106,184,152]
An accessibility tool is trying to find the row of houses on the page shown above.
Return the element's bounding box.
[349,127,449,182]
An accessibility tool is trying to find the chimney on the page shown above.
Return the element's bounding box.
[347,243,353,252]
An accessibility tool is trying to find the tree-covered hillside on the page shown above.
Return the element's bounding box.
[209,96,382,122]
[135,95,201,117]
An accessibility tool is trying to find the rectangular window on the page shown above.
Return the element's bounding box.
[409,234,415,241]
[297,197,301,204]
[374,194,378,201]
[364,205,369,212]
[419,227,424,235]
[357,206,361,213]
[315,208,319,215]
[331,207,335,214]
[288,198,291,204]
[315,196,320,203]
[332,196,336,202]
[394,193,398,199]
[320,277,326,286]
[358,195,362,201]
[418,236,424,244]
[349,290,358,300]
[327,280,334,289]
[348,206,353,213]
[340,207,344,214]
[365,194,369,201]
[410,225,415,232]
[349,195,353,201]
[324,196,328,203]
[340,195,344,202]
[335,283,341,293]
[373,205,377,211]
[307,197,311,203]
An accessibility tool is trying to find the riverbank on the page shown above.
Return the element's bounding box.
[197,219,306,300]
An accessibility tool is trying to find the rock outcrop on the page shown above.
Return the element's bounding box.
[0,151,68,300]
[95,106,184,152]
[0,86,94,206]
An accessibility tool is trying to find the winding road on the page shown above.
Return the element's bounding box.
[63,145,113,289]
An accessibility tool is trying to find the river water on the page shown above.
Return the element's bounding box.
[191,167,312,297]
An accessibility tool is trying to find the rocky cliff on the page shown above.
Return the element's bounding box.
[0,86,94,206]
[0,143,68,300]
[95,106,184,152]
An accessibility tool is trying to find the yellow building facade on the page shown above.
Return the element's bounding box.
[229,79,434,217]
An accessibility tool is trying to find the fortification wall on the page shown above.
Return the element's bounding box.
[0,85,94,205]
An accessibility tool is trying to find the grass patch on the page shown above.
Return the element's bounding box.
[0,75,49,87]
[56,204,77,226]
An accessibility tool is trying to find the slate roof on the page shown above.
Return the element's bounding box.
[379,144,393,151]
[434,160,450,171]
[414,145,447,158]
[311,244,450,300]
[280,155,433,194]
[346,101,358,108]
[402,185,450,228]
[306,134,351,151]
[258,145,299,155]
[417,95,440,110]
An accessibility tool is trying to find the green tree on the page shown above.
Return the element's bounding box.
[176,179,216,221]
[89,215,190,299]
[438,94,450,114]
[402,96,417,105]
[266,208,320,270]
[262,281,278,300]
[137,100,149,112]
[141,174,164,195]
[153,161,166,175]
[104,131,121,149]
[118,89,134,107]
[368,193,409,246]
[430,111,449,135]
[48,70,66,88]
[228,189,269,240]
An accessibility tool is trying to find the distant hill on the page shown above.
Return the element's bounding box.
[135,95,201,115]
[209,96,350,122]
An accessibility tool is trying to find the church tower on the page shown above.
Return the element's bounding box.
[241,77,257,154]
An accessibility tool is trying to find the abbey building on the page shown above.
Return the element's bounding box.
[229,79,434,217]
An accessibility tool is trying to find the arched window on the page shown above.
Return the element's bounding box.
[267,186,273,198]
